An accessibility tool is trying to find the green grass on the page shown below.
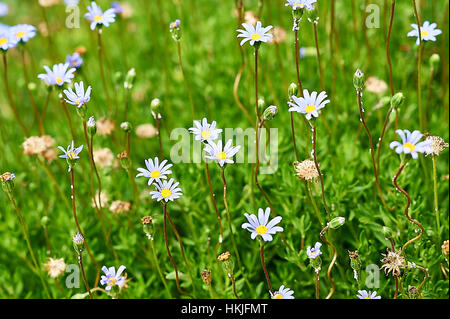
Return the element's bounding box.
[0,0,448,299]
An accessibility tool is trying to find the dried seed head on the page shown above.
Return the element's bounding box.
[293,159,319,182]
[380,248,405,277]
[22,136,47,155]
[141,216,153,225]
[217,251,231,262]
[201,269,212,284]
[348,250,359,259]
[109,200,131,214]
[43,257,66,278]
[425,136,448,156]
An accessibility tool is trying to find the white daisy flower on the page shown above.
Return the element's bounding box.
[136,157,173,186]
[58,140,83,160]
[188,118,222,143]
[389,129,431,159]
[237,21,273,47]
[357,290,381,299]
[203,139,241,167]
[285,0,316,10]
[407,21,442,45]
[306,242,322,259]
[150,178,182,202]
[270,285,295,299]
[288,89,330,120]
[241,207,283,242]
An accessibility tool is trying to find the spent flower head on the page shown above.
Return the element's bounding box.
[380,248,405,277]
[44,257,66,278]
[293,159,319,182]
[425,135,448,156]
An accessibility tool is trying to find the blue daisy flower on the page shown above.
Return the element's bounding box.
[66,52,83,69]
[38,63,76,86]
[85,1,116,30]
[10,24,37,43]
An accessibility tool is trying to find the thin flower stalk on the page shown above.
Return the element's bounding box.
[177,42,195,120]
[7,193,51,298]
[432,155,441,239]
[205,161,224,245]
[412,0,424,131]
[77,253,92,299]
[97,29,112,113]
[162,203,194,298]
[149,237,172,298]
[59,95,76,142]
[39,90,52,134]
[255,119,276,215]
[70,168,101,288]
[355,86,392,211]
[260,240,273,295]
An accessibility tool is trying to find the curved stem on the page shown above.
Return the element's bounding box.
[356,89,393,211]
[393,162,424,259]
[230,274,240,299]
[416,264,429,299]
[376,105,393,172]
[59,96,76,143]
[320,225,336,299]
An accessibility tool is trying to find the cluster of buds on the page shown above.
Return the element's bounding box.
[217,251,234,277]
[169,19,182,41]
[141,216,154,240]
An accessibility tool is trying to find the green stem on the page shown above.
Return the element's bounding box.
[432,155,441,240]
[150,238,172,298]
[176,41,195,120]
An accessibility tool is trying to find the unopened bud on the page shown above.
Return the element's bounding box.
[382,226,393,238]
[263,105,278,121]
[429,53,440,69]
[390,92,405,110]
[329,217,345,230]
[258,98,265,115]
[41,216,50,226]
[1,172,15,194]
[288,82,298,98]
[170,19,182,41]
[120,121,132,133]
[151,98,161,114]
[124,68,136,89]
[306,7,319,23]
[72,232,85,254]
[87,116,97,136]
[353,69,364,90]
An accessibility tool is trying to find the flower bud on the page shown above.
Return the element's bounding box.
[292,7,304,20]
[1,172,15,194]
[170,19,182,41]
[41,216,50,226]
[353,69,364,90]
[113,71,123,86]
[141,216,154,240]
[72,232,85,254]
[382,226,393,238]
[87,116,97,136]
[390,92,405,110]
[263,105,278,121]
[306,7,319,23]
[124,68,136,89]
[117,151,131,170]
[329,217,345,230]
[120,121,132,133]
[310,255,322,271]
[429,53,440,69]
[258,98,265,115]
[288,82,298,99]
[151,98,161,114]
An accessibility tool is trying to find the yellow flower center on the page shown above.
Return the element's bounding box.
[201,130,211,139]
[251,33,261,41]
[421,30,429,37]
[108,277,116,286]
[403,143,416,152]
[161,188,172,198]
[94,15,103,22]
[256,225,268,235]
[305,104,316,113]
[150,170,161,178]
[364,296,370,299]
[274,293,284,299]
[67,151,76,160]
[55,77,63,84]
[216,152,227,160]
[16,31,26,38]
[0,38,8,45]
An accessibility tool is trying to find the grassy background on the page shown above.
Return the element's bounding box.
[0,0,448,298]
